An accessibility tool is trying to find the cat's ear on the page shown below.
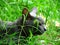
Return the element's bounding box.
[22,8,28,15]
[32,7,37,13]
[30,7,37,17]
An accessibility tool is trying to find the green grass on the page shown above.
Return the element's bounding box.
[0,0,60,45]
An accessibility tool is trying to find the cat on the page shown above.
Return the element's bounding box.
[0,7,46,38]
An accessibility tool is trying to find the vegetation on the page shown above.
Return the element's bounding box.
[0,0,60,45]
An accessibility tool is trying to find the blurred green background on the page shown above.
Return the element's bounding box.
[0,0,60,45]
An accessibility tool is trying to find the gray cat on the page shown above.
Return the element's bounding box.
[0,7,46,38]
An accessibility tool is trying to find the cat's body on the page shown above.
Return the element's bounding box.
[0,7,46,39]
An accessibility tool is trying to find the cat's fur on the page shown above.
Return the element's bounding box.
[0,7,46,38]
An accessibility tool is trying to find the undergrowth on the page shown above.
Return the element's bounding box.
[0,0,60,45]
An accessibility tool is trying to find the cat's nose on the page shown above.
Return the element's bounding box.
[44,28,46,31]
